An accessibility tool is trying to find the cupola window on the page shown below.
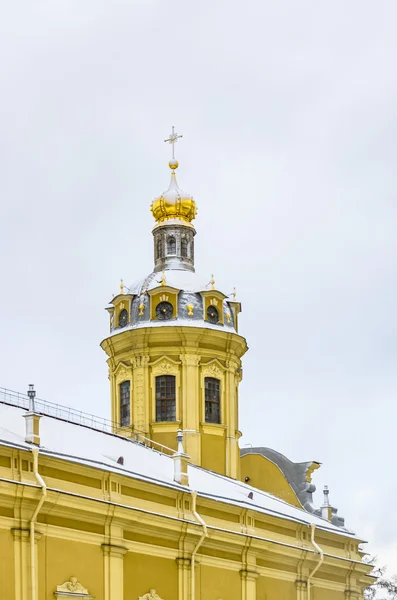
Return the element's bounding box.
[119,308,128,328]
[119,381,130,427]
[156,238,162,259]
[167,236,176,255]
[181,238,188,257]
[155,375,176,422]
[205,377,220,424]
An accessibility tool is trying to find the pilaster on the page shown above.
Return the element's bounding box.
[102,543,128,600]
[225,361,240,478]
[132,356,150,433]
[240,569,259,600]
[176,557,191,600]
[296,579,308,600]
[180,353,201,464]
[12,528,42,600]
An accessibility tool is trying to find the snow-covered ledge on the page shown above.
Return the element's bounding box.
[54,577,94,599]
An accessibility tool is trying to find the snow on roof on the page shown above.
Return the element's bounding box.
[0,403,354,538]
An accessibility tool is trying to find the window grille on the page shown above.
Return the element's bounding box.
[156,238,162,259]
[205,377,220,424]
[167,236,176,255]
[156,375,176,422]
[119,381,130,427]
[181,238,188,257]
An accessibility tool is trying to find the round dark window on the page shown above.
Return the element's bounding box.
[119,308,128,328]
[156,301,174,320]
[207,305,219,324]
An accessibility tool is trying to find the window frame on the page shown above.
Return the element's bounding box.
[181,238,188,257]
[156,237,162,259]
[155,375,176,422]
[167,236,176,255]
[119,380,131,427]
[204,377,221,424]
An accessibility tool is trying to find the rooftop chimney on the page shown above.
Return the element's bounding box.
[24,384,41,445]
[173,430,189,486]
[321,485,332,521]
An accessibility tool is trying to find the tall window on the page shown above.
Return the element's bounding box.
[119,381,130,427]
[167,236,176,255]
[205,377,220,424]
[181,238,188,257]
[156,375,176,422]
[156,237,162,259]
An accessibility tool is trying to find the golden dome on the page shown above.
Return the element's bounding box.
[150,163,197,225]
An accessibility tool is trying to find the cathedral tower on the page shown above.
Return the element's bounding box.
[101,129,248,478]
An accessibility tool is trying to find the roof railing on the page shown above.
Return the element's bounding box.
[0,387,174,457]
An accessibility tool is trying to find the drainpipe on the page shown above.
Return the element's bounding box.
[191,491,208,600]
[307,524,324,600]
[30,447,47,600]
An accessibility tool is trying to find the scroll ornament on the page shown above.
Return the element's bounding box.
[54,577,94,598]
[139,590,164,600]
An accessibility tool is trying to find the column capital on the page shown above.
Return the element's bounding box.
[240,569,259,582]
[132,356,150,368]
[11,527,42,543]
[101,543,128,558]
[296,580,308,591]
[176,557,191,569]
[179,354,201,367]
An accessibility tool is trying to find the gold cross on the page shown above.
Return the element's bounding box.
[164,126,183,160]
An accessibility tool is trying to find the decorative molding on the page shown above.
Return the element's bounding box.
[152,358,179,377]
[138,590,164,600]
[54,577,94,598]
[186,303,194,316]
[201,361,224,380]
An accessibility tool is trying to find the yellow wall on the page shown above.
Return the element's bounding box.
[0,529,14,599]
[38,537,103,600]
[198,565,241,600]
[124,553,177,600]
[201,433,226,474]
[240,453,302,508]
[257,576,296,600]
[313,589,346,600]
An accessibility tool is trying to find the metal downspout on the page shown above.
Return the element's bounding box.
[307,524,324,600]
[30,448,47,600]
[191,491,208,600]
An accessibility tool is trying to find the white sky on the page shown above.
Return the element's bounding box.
[0,0,396,576]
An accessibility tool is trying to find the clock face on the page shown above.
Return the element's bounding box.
[119,308,128,328]
[156,301,174,320]
[207,305,219,324]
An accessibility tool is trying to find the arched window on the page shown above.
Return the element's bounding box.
[119,308,128,328]
[119,381,130,427]
[205,377,220,424]
[156,238,162,259]
[181,238,188,257]
[156,375,176,422]
[167,236,176,255]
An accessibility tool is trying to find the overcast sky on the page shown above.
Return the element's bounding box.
[1,0,396,576]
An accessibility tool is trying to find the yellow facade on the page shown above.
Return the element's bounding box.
[0,445,373,600]
[0,133,374,599]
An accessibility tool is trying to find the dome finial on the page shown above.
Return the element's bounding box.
[164,125,183,171]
